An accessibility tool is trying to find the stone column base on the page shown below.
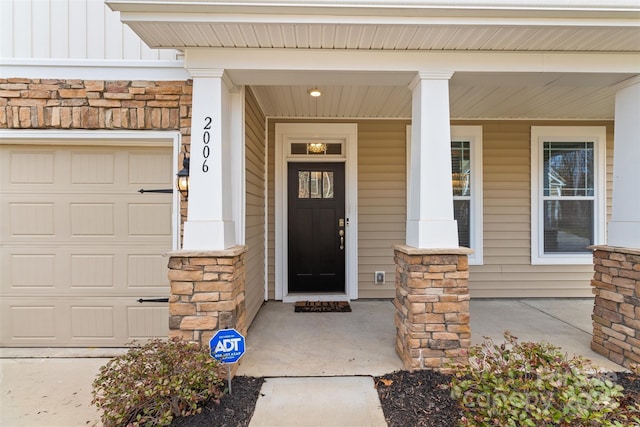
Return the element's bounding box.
[167,246,247,373]
[591,245,640,370]
[393,245,472,372]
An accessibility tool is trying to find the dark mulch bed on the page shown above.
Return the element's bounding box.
[170,376,264,427]
[375,370,462,426]
[172,371,639,427]
[374,370,640,427]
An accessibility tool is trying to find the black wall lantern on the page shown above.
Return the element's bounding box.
[138,154,190,196]
[176,155,190,198]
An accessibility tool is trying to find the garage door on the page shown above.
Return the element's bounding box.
[0,144,174,347]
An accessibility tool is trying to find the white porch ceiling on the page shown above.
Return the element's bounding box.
[248,72,636,119]
[107,0,640,119]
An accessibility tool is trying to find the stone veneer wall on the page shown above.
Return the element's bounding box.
[167,248,247,352]
[0,78,192,132]
[393,245,472,371]
[591,246,640,370]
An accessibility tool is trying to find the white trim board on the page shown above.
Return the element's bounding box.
[275,123,358,302]
[0,59,189,81]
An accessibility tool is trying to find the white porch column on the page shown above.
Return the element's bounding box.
[608,77,640,249]
[406,72,459,248]
[182,70,237,250]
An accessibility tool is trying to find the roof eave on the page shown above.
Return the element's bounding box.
[106,0,640,20]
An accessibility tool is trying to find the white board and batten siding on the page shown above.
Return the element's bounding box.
[1,0,176,61]
[0,140,175,346]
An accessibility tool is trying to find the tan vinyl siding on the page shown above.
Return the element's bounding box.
[266,121,277,299]
[266,119,407,299]
[462,120,614,298]
[244,88,266,324]
[357,121,407,298]
[266,119,613,300]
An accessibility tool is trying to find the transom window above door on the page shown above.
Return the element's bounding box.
[289,141,344,157]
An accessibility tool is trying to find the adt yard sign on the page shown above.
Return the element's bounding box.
[209,329,245,364]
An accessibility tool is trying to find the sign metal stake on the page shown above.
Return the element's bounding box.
[209,328,246,396]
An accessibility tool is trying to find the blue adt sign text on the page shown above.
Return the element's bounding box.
[209,329,245,364]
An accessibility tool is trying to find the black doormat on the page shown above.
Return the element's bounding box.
[294,301,352,313]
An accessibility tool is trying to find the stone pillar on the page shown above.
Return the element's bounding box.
[394,245,472,372]
[167,247,247,353]
[591,246,640,370]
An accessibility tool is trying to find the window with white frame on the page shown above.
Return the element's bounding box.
[406,125,483,264]
[451,126,483,264]
[531,126,606,264]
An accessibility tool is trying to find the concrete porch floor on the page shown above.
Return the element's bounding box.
[0,298,625,427]
[237,298,623,377]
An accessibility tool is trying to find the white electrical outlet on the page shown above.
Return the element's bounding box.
[374,271,385,285]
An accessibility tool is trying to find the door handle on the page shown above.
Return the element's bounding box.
[339,229,344,250]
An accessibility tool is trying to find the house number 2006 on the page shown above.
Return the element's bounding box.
[202,116,212,172]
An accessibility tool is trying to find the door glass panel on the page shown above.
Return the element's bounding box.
[310,171,322,198]
[297,170,335,199]
[298,171,310,198]
[323,172,334,199]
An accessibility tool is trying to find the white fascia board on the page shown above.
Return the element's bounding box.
[0,59,189,80]
[108,0,640,19]
[117,10,640,28]
[186,48,640,76]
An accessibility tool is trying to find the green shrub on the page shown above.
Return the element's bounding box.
[450,332,624,427]
[92,338,226,427]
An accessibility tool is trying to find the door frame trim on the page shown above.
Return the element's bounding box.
[275,123,358,302]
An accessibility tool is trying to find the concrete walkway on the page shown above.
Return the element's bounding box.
[249,377,387,427]
[0,299,624,427]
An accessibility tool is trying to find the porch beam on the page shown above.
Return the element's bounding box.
[608,76,640,249]
[406,72,459,249]
[182,69,239,250]
[185,49,640,77]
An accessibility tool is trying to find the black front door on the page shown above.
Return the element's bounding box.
[288,162,345,293]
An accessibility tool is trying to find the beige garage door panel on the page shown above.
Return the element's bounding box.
[0,144,173,346]
[1,247,169,296]
[1,297,169,346]
[3,196,172,239]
